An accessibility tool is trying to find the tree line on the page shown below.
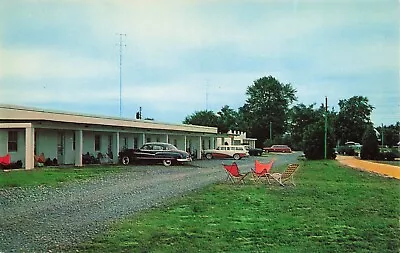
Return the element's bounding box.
[183,75,400,159]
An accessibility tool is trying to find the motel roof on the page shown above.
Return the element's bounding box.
[0,104,218,134]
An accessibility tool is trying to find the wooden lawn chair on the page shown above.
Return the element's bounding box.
[270,164,300,186]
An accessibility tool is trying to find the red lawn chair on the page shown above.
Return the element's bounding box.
[0,154,11,166]
[222,162,250,184]
[251,159,274,184]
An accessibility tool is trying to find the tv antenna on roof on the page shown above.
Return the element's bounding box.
[117,33,126,117]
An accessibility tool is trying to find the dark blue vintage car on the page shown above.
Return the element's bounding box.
[118,142,192,166]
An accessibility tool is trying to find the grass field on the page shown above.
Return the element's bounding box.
[0,166,125,188]
[67,160,400,252]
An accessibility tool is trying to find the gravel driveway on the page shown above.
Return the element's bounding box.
[0,154,300,252]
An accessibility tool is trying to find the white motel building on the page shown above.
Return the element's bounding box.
[0,104,218,170]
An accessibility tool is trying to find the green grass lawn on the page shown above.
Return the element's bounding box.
[0,166,126,188]
[69,160,400,253]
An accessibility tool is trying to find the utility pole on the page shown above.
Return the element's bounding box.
[269,121,272,141]
[117,33,126,117]
[324,96,328,159]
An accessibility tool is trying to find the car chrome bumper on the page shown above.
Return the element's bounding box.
[177,157,192,162]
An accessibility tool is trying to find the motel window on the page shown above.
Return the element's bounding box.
[174,139,177,147]
[134,137,138,149]
[95,135,101,151]
[146,137,151,143]
[8,131,18,152]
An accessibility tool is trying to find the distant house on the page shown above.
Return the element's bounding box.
[0,104,218,169]
[216,130,257,148]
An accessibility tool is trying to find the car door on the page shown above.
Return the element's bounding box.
[214,146,228,158]
[226,146,236,158]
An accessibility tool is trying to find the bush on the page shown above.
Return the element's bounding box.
[360,125,380,160]
[303,121,336,160]
[0,160,23,170]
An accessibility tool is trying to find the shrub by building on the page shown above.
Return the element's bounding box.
[360,125,379,160]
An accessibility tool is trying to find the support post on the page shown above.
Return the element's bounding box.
[198,136,202,160]
[74,130,83,167]
[113,132,120,164]
[25,126,34,170]
[269,121,272,141]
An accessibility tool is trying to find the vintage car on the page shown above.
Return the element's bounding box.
[245,145,264,156]
[264,145,292,153]
[202,145,249,160]
[118,142,192,166]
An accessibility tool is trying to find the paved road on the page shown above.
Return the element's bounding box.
[0,152,301,252]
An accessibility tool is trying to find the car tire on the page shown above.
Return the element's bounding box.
[233,154,240,160]
[162,159,172,166]
[122,156,130,165]
[205,153,213,160]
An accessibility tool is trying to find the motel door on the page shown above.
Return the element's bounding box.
[57,131,65,164]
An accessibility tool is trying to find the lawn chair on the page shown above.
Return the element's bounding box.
[222,162,250,184]
[270,164,300,186]
[251,159,274,184]
[0,154,11,166]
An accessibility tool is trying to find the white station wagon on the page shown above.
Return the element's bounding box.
[202,145,249,160]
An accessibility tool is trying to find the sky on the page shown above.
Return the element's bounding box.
[0,0,399,127]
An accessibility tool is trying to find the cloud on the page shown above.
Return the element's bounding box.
[0,0,398,125]
[0,47,116,80]
[0,79,119,105]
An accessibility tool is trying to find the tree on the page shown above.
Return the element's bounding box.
[183,110,219,129]
[239,76,297,147]
[216,105,240,133]
[303,118,336,160]
[335,96,374,144]
[376,122,400,147]
[360,124,380,160]
[288,103,338,151]
[288,103,321,150]
[183,107,240,134]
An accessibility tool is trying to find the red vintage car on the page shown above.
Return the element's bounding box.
[263,145,292,153]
